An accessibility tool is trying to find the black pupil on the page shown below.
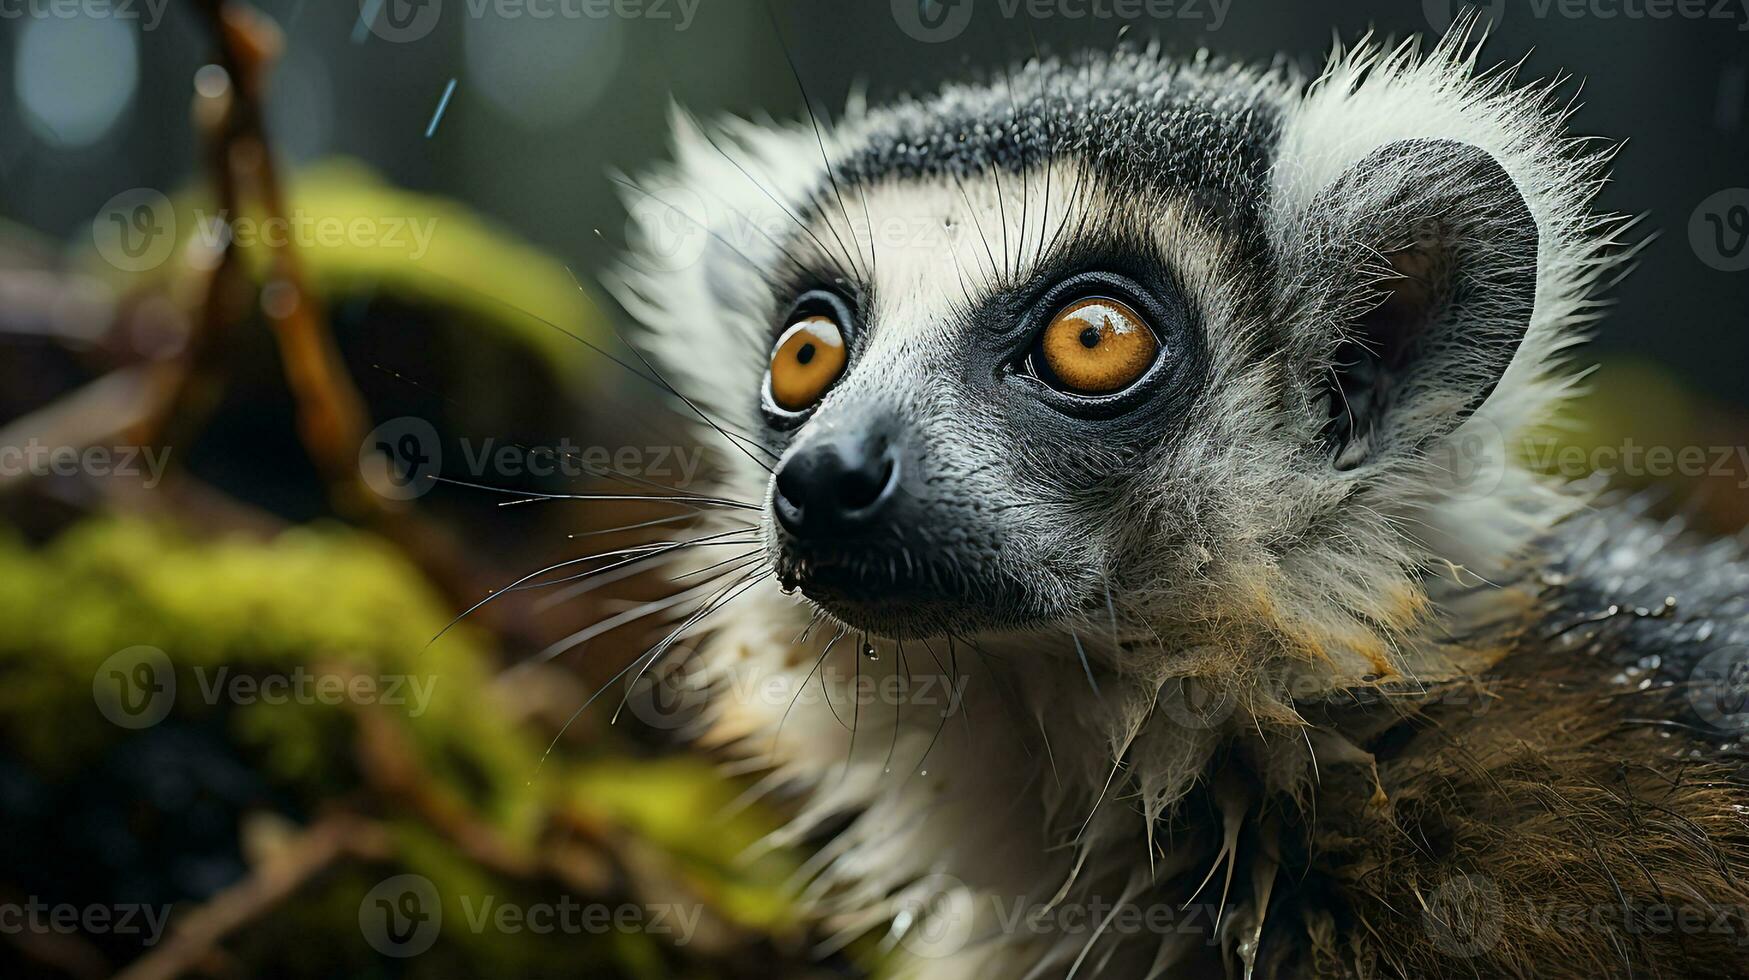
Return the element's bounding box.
[796,342,817,365]
[1078,325,1103,349]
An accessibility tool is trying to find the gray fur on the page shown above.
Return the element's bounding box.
[607,23,1747,980]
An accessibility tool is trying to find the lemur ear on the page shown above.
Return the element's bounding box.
[1306,138,1538,469]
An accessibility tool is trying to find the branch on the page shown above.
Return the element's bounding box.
[112,814,391,980]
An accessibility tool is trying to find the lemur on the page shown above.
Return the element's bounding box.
[606,25,1749,980]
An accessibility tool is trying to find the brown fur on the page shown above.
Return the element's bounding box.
[1240,601,1749,978]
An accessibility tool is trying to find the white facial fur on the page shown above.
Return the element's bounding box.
[608,28,1626,978]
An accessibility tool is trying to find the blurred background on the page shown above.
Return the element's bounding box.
[0,1,1743,977]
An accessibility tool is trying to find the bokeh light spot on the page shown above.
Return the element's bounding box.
[462,11,622,129]
[16,17,139,149]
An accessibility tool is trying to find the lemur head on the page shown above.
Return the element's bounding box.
[616,35,1613,686]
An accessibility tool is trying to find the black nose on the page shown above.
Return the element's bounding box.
[773,430,900,537]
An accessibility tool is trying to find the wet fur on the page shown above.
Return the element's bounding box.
[610,25,1749,979]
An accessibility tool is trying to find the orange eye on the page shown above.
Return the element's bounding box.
[768,315,848,412]
[1037,297,1159,395]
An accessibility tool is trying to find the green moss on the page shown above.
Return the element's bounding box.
[571,757,802,932]
[0,515,805,975]
[78,159,606,375]
[0,517,516,801]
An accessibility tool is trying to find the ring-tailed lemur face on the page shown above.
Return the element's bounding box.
[620,48,1548,646]
[754,183,1223,637]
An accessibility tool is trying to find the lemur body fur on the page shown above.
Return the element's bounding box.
[611,28,1749,979]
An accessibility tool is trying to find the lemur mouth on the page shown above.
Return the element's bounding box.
[764,429,1037,633]
[771,549,1036,636]
[774,552,912,604]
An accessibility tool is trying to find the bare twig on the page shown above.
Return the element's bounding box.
[129,0,507,625]
[0,883,113,980]
[352,703,548,878]
[112,814,392,980]
[188,1,378,517]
